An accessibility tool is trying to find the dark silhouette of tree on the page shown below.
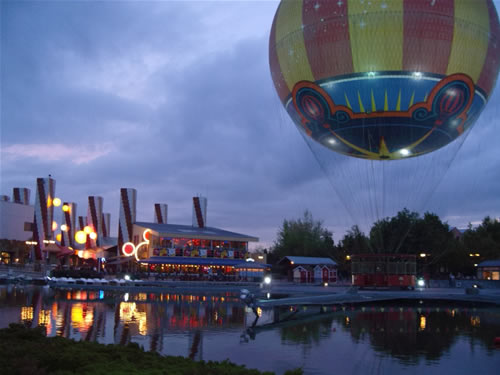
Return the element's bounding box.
[270,210,334,262]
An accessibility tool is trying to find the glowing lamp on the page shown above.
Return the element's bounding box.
[56,233,62,242]
[89,232,97,240]
[122,242,135,257]
[53,198,61,207]
[52,221,58,231]
[75,231,87,244]
[62,204,69,212]
[83,226,91,234]
[60,224,68,232]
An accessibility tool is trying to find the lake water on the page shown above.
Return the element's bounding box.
[1,285,499,374]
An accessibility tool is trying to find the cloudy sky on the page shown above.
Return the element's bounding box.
[1,0,500,249]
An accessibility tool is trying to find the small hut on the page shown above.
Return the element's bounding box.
[278,256,337,283]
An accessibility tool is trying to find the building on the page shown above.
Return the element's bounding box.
[278,256,337,283]
[0,189,34,264]
[477,260,500,280]
[118,195,261,280]
[1,179,259,277]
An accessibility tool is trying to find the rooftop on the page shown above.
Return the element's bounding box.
[279,256,337,266]
[134,222,259,242]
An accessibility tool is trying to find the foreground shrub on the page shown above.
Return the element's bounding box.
[0,324,302,375]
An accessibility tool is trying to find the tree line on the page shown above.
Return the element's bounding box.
[268,209,500,278]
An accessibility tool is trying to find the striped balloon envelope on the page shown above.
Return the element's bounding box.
[269,0,500,160]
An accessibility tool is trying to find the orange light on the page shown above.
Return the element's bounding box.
[56,233,62,242]
[75,231,86,244]
[53,198,61,207]
[84,226,91,234]
[52,221,58,231]
[143,229,152,241]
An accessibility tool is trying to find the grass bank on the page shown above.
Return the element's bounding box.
[0,324,302,375]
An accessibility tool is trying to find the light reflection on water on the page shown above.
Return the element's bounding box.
[1,285,500,375]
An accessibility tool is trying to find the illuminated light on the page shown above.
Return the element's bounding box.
[420,253,426,258]
[122,242,135,256]
[38,309,50,326]
[60,224,68,232]
[470,316,480,327]
[89,232,97,240]
[400,148,410,156]
[83,226,92,234]
[256,307,262,317]
[413,71,422,79]
[290,261,294,265]
[257,255,264,260]
[327,138,336,145]
[419,315,426,330]
[124,275,131,281]
[469,253,474,257]
[75,231,86,244]
[246,258,255,262]
[56,233,62,242]
[475,253,480,257]
[264,276,272,285]
[345,316,350,325]
[143,229,152,241]
[122,229,151,261]
[474,264,478,267]
[53,198,61,207]
[77,250,84,258]
[52,221,58,231]
[417,279,425,287]
[324,282,329,287]
[267,292,271,299]
[62,204,69,212]
[367,71,375,77]
[21,306,34,322]
[346,255,351,260]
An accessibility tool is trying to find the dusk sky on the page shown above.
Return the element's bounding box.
[1,0,500,249]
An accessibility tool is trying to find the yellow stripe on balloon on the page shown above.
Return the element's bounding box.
[447,0,490,82]
[275,0,314,91]
[348,0,403,73]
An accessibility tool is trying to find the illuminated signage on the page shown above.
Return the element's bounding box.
[122,229,151,261]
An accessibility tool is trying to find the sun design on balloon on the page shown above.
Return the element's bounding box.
[122,229,151,261]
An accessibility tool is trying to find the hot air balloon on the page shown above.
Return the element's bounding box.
[270,0,499,160]
[269,0,500,234]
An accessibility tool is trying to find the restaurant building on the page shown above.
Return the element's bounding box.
[118,194,262,280]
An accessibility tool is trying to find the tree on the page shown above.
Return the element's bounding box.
[335,225,370,278]
[464,217,500,261]
[270,210,334,261]
[369,209,419,253]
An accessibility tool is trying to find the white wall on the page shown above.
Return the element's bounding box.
[0,201,34,241]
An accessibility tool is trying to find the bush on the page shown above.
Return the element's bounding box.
[0,324,302,375]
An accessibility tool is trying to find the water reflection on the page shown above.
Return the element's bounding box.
[1,285,499,374]
[269,303,500,364]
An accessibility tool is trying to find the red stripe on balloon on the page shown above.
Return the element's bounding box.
[269,4,291,103]
[302,0,353,81]
[403,0,454,74]
[477,0,500,97]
